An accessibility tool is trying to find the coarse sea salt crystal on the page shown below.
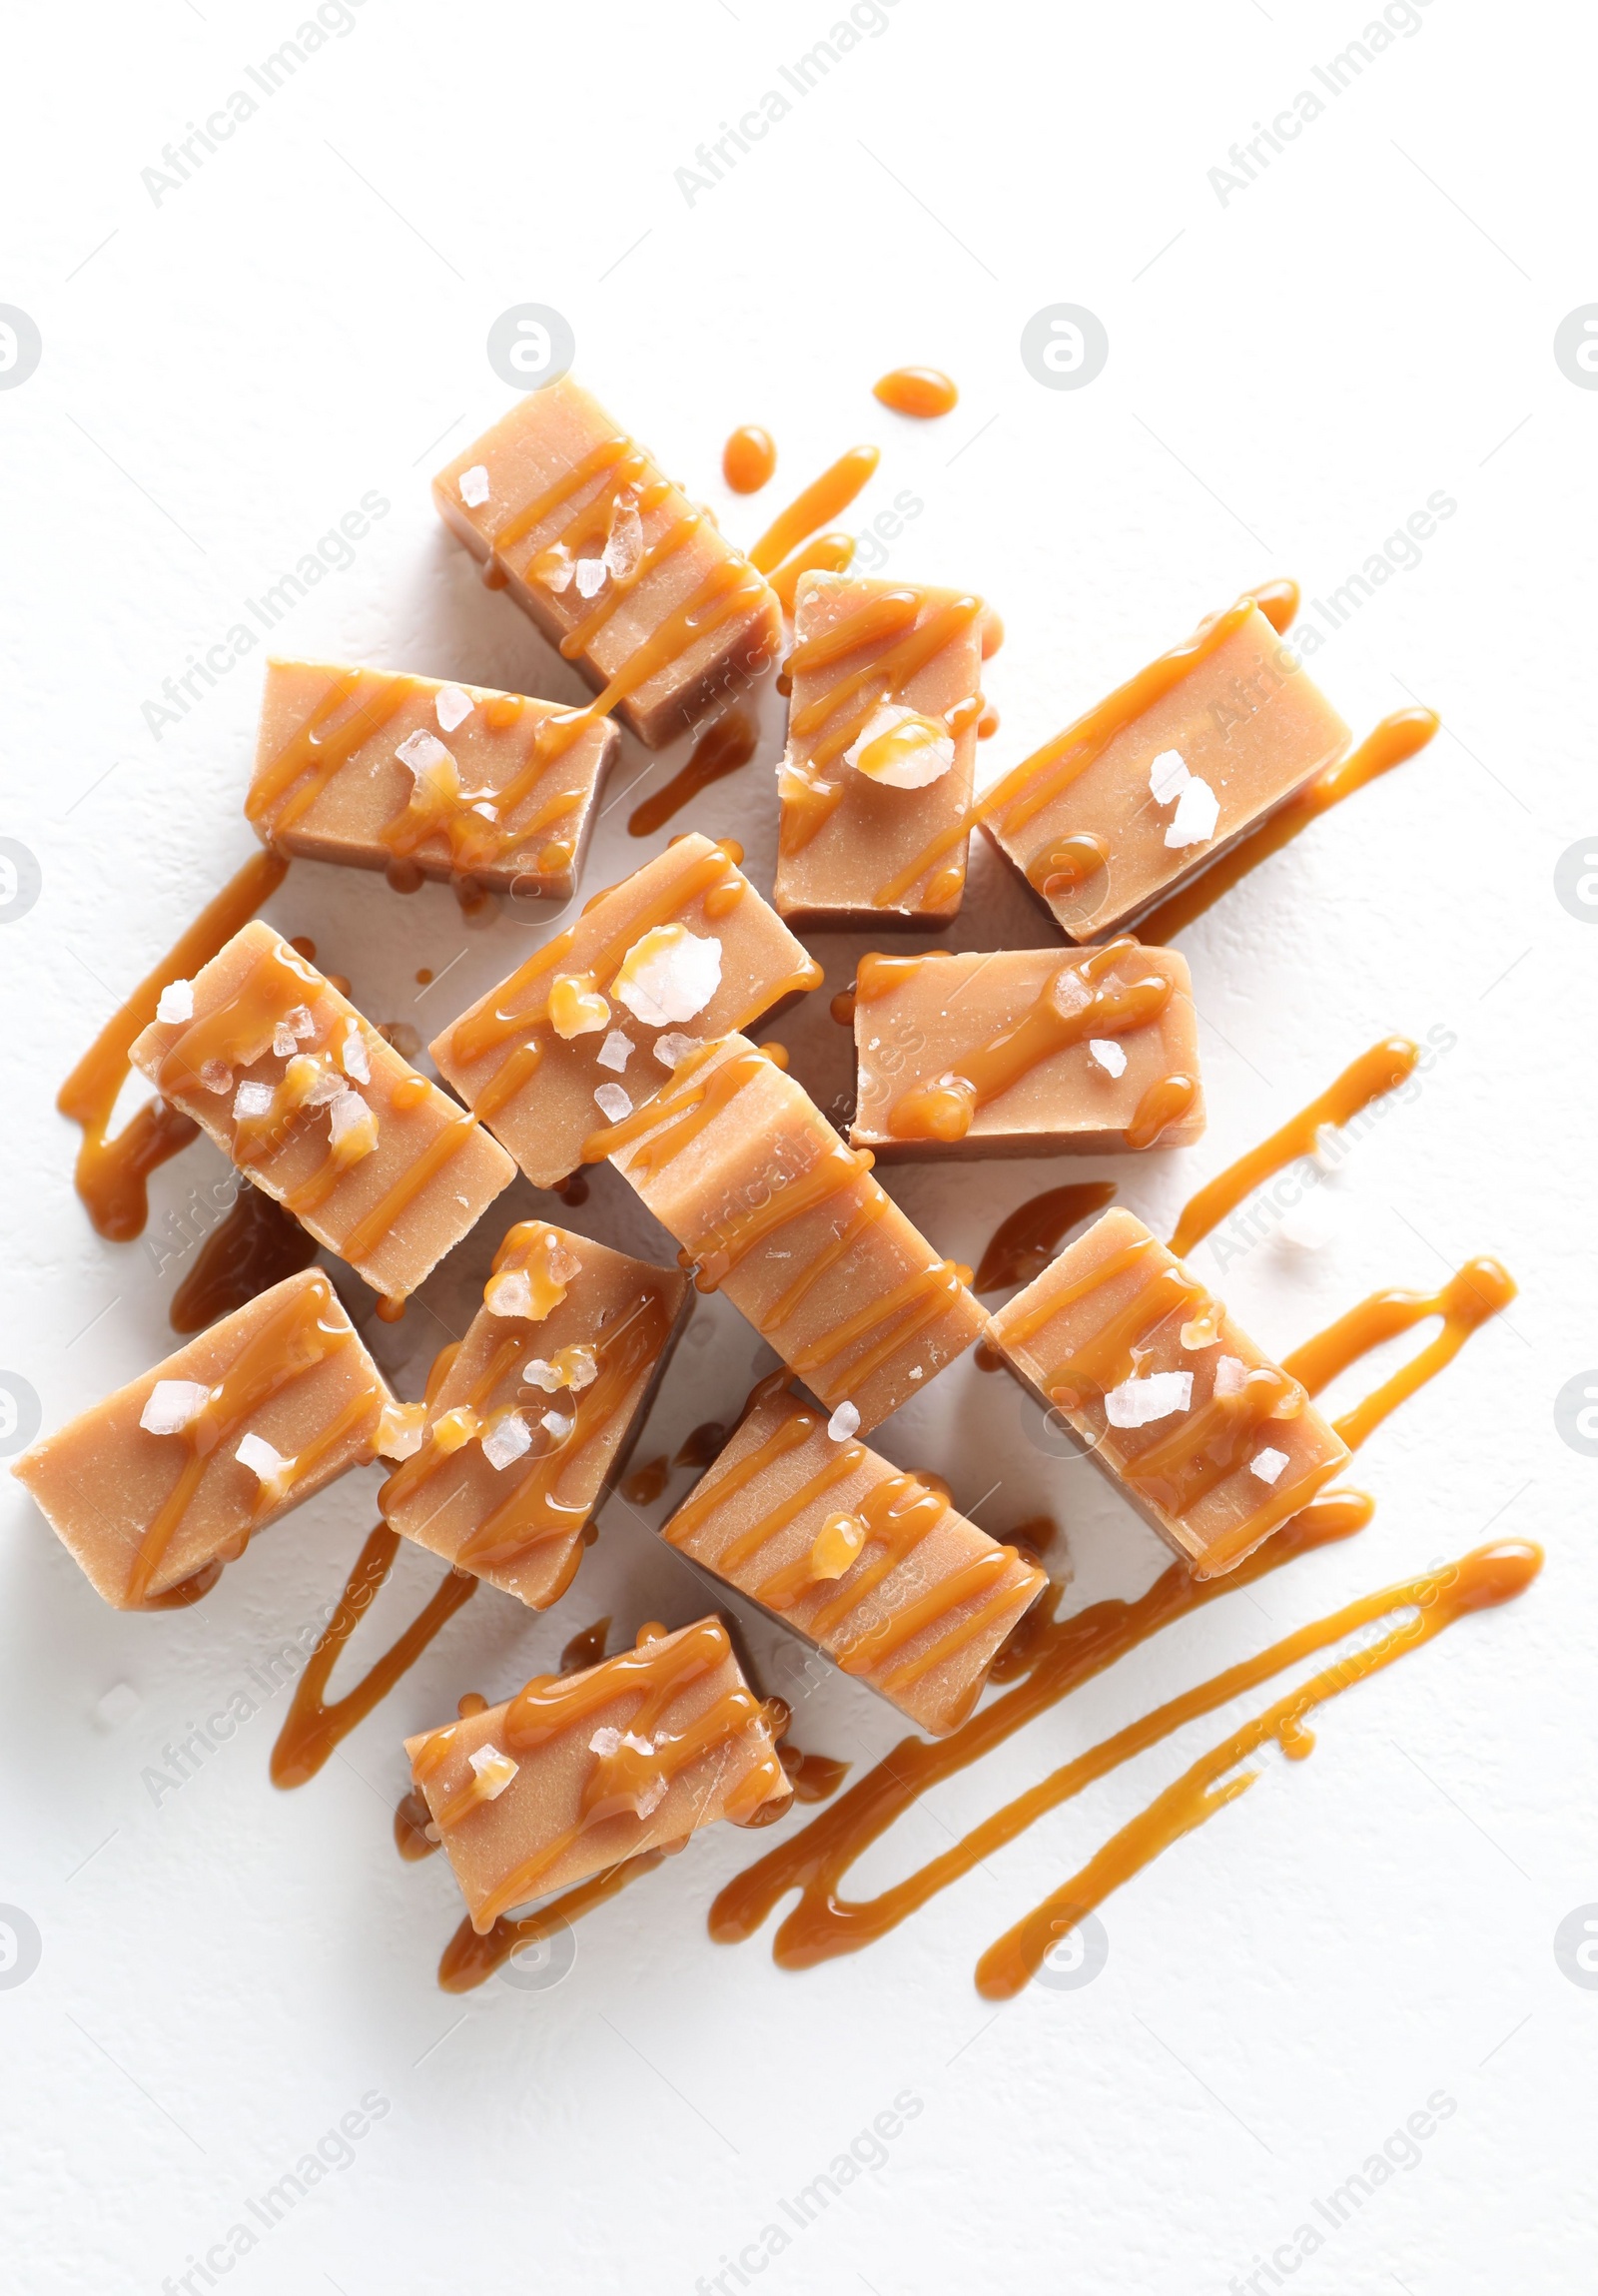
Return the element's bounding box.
[593,1081,632,1123]
[1212,1354,1249,1398]
[574,555,607,599]
[548,974,611,1040]
[233,1080,275,1122]
[604,494,644,583]
[1089,1038,1128,1079]
[1104,1369,1193,1429]
[376,1400,426,1461]
[1250,1446,1289,1486]
[540,1409,574,1441]
[139,1379,211,1436]
[273,1021,299,1058]
[397,728,454,779]
[200,1060,233,1096]
[827,1401,860,1441]
[434,684,473,733]
[844,701,955,789]
[484,1267,534,1320]
[597,1030,634,1074]
[634,1775,667,1820]
[156,980,194,1025]
[612,925,722,1028]
[481,1412,532,1472]
[236,1430,294,1492]
[459,464,490,507]
[328,1090,378,1156]
[341,1021,371,1084]
[654,1031,702,1071]
[304,1065,346,1107]
[1149,748,1191,804]
[467,1743,518,1797]
[1165,775,1219,849]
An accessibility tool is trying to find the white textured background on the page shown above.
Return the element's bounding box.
[2,0,1594,2289]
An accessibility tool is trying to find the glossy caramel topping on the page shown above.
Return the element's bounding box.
[1137,708,1440,945]
[688,1137,875,1293]
[621,1455,670,1505]
[169,1184,318,1335]
[974,1182,1119,1292]
[58,852,286,1241]
[628,709,759,839]
[723,425,777,492]
[559,1617,611,1674]
[273,1523,477,1788]
[750,445,880,575]
[1282,1257,1517,1451]
[249,668,413,839]
[782,1747,851,1803]
[873,367,958,418]
[439,1847,665,1991]
[1168,1037,1420,1256]
[1126,1071,1199,1150]
[770,535,855,616]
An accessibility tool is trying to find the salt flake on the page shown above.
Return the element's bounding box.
[233,1081,275,1121]
[467,1743,518,1797]
[827,1401,860,1441]
[1149,748,1191,804]
[593,1082,632,1123]
[612,924,722,1028]
[1089,1038,1128,1079]
[597,1030,634,1074]
[341,1021,371,1084]
[156,980,194,1025]
[139,1379,210,1436]
[459,464,490,507]
[1104,1370,1194,1429]
[434,683,474,733]
[1165,775,1219,849]
[481,1412,532,1472]
[654,1031,703,1071]
[1212,1355,1249,1398]
[1250,1446,1289,1486]
[397,728,454,778]
[236,1431,294,1491]
[574,555,607,599]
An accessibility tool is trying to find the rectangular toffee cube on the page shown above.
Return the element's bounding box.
[430,832,821,1189]
[129,921,515,1302]
[986,1208,1349,1578]
[851,939,1204,1160]
[12,1270,398,1608]
[433,377,782,749]
[593,1033,988,1431]
[405,1615,791,1929]
[662,1385,1045,1736]
[381,1219,690,1611]
[248,658,619,902]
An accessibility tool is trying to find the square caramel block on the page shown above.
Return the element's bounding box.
[430,831,821,1189]
[381,1219,690,1610]
[247,658,618,903]
[433,377,781,749]
[981,596,1351,942]
[593,1034,987,1431]
[774,573,986,930]
[12,1270,401,1609]
[662,1386,1045,1737]
[987,1208,1349,1579]
[850,939,1204,1162]
[129,921,514,1303]
[405,1615,791,1929]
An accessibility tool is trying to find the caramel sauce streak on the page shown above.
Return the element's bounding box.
[439,1848,665,1992]
[750,446,880,575]
[58,851,287,1241]
[974,1538,1541,1997]
[975,1186,1118,1295]
[770,535,854,616]
[1282,1257,1517,1452]
[272,1524,478,1788]
[1168,1037,1420,1258]
[628,709,759,839]
[169,1186,319,1335]
[1136,707,1440,946]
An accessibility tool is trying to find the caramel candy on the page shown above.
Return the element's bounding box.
[247,659,618,902]
[129,922,514,1302]
[774,573,985,929]
[980,596,1351,941]
[12,1271,399,1609]
[663,1387,1045,1736]
[987,1209,1348,1578]
[433,378,781,748]
[381,1220,689,1610]
[405,1616,791,1929]
[851,939,1204,1161]
[592,1034,987,1431]
[431,832,821,1189]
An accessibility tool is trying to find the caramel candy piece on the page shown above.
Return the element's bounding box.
[129,921,514,1302]
[662,1387,1045,1736]
[987,1209,1349,1579]
[851,939,1204,1161]
[430,832,821,1189]
[592,1034,986,1431]
[12,1271,398,1609]
[433,378,781,748]
[247,659,618,902]
[405,1616,791,1929]
[981,597,1351,941]
[774,573,984,929]
[381,1220,689,1610]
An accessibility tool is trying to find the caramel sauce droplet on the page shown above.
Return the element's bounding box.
[723,425,777,493]
[872,367,958,418]
[621,1454,670,1506]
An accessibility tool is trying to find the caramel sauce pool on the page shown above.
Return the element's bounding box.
[169,1184,318,1334]
[628,709,759,839]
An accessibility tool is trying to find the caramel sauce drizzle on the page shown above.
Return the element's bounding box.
[621,1454,670,1505]
[770,535,855,616]
[1136,707,1440,945]
[873,368,958,418]
[723,425,776,493]
[975,1182,1119,1292]
[127,1273,368,1607]
[411,1619,787,1930]
[169,1184,318,1334]
[973,1537,1540,1997]
[58,851,287,1241]
[628,709,759,838]
[559,1616,611,1674]
[750,445,880,575]
[1282,1257,1517,1452]
[272,1522,477,1787]
[1168,1036,1420,1257]
[439,1847,665,1992]
[674,1419,728,1469]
